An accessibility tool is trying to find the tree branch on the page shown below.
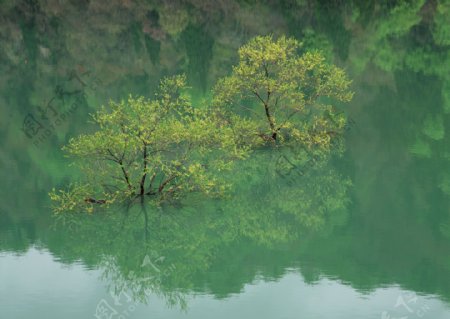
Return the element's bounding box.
[277,109,301,131]
[251,91,275,138]
[146,172,157,195]
[158,174,177,193]
[253,90,266,106]
[106,148,133,190]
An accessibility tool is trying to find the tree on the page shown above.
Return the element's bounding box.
[50,75,247,213]
[213,35,353,149]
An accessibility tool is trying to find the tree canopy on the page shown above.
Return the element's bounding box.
[213,35,353,148]
[50,75,247,213]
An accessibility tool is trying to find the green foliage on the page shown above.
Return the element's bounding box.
[50,75,247,213]
[443,81,450,114]
[49,36,355,214]
[404,47,449,76]
[300,28,334,62]
[422,114,445,141]
[441,222,450,239]
[159,5,190,37]
[433,0,450,46]
[409,138,432,158]
[440,174,450,196]
[213,35,353,150]
[374,0,425,40]
[348,0,426,73]
[49,183,121,214]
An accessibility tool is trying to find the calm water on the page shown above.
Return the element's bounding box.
[1,1,450,318]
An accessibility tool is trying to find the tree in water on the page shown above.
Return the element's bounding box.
[213,35,353,149]
[50,75,248,213]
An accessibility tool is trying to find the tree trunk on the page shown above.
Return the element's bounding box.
[140,144,147,195]
[264,104,277,140]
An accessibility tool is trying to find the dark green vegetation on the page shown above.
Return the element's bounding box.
[0,0,449,317]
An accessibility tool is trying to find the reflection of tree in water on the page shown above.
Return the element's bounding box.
[49,155,351,308]
[221,147,351,238]
[100,253,187,310]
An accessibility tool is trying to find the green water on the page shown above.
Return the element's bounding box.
[1,1,450,318]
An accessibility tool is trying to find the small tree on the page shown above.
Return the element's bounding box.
[50,75,247,213]
[213,35,353,148]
